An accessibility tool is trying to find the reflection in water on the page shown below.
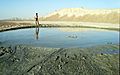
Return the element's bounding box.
[58,28,110,32]
[59,28,88,32]
[35,26,39,40]
[0,28,119,48]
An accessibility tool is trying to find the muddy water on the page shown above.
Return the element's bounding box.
[0,27,119,48]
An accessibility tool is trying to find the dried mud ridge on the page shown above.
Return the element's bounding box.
[0,21,119,32]
[0,45,119,75]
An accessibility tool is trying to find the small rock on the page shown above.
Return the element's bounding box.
[55,56,60,61]
[74,54,77,58]
[65,53,67,57]
[60,58,64,62]
[38,55,40,58]
[82,56,87,60]
[58,64,62,69]
[64,61,68,65]
[5,48,9,53]
[0,47,4,49]
[0,52,5,56]
[67,56,69,58]
[101,53,104,55]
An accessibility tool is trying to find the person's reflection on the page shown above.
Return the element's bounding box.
[35,26,40,40]
[34,13,40,40]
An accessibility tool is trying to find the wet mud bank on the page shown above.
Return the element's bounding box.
[0,45,119,75]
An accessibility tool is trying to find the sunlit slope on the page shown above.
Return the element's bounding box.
[42,8,120,24]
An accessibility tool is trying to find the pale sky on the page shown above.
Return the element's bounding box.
[0,0,120,19]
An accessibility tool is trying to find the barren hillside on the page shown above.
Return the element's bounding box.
[41,8,120,24]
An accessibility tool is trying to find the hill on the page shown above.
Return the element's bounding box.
[41,8,120,24]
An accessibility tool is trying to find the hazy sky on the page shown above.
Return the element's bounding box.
[0,0,120,19]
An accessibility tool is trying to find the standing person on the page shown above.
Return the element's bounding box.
[35,13,39,26]
[35,13,40,40]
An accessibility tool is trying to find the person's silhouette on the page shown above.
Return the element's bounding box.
[35,13,39,26]
[35,13,40,40]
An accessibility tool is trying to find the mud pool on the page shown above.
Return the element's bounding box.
[0,27,119,48]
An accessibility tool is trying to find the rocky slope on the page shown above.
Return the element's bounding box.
[42,8,120,24]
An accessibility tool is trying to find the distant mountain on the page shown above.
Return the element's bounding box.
[42,8,120,24]
[3,17,34,21]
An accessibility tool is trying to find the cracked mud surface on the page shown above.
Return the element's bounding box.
[0,45,119,75]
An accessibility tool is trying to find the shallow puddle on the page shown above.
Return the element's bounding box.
[0,27,119,48]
